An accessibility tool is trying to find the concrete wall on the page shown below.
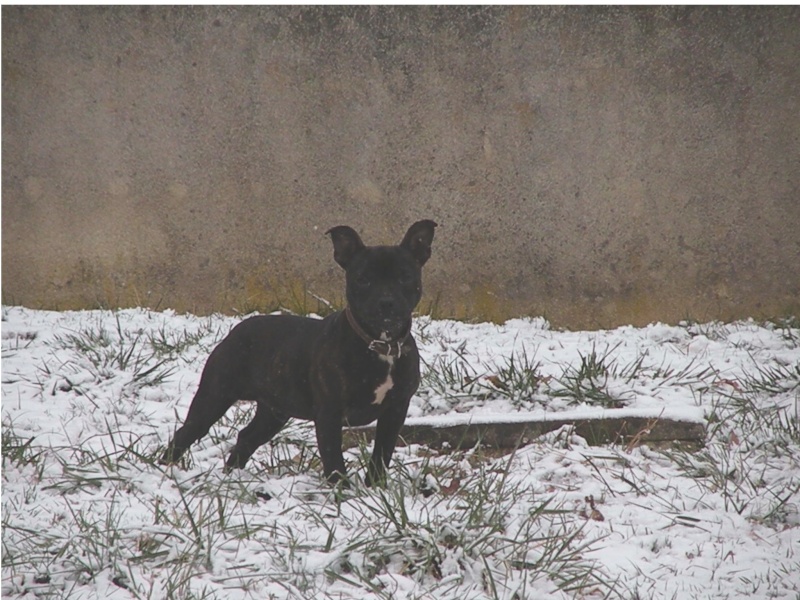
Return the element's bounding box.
[3,6,799,328]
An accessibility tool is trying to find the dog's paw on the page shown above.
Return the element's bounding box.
[364,467,388,488]
[158,447,181,466]
[326,470,351,488]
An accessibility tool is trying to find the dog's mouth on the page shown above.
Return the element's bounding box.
[378,324,401,341]
[375,316,411,342]
[346,307,411,352]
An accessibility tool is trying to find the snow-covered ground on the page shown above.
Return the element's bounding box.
[2,306,799,599]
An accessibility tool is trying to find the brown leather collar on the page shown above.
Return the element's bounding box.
[344,306,411,358]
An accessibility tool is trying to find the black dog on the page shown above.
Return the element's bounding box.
[161,220,436,485]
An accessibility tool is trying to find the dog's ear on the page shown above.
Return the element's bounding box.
[400,220,437,266]
[326,225,366,269]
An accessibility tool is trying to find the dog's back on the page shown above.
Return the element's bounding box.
[201,314,326,416]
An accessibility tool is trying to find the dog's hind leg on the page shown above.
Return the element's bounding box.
[225,402,290,471]
[160,389,237,465]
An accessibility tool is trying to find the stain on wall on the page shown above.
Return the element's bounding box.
[3,6,799,327]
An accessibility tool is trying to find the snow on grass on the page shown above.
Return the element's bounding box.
[2,306,799,599]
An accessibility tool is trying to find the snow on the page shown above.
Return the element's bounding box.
[2,306,799,599]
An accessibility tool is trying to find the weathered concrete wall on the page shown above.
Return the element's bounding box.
[3,6,799,328]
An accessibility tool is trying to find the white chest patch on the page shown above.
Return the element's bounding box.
[372,357,395,405]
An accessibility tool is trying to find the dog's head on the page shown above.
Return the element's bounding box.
[327,220,437,342]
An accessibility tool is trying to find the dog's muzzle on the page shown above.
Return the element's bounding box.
[345,306,410,358]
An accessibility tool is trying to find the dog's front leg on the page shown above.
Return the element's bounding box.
[367,397,411,487]
[314,404,348,485]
